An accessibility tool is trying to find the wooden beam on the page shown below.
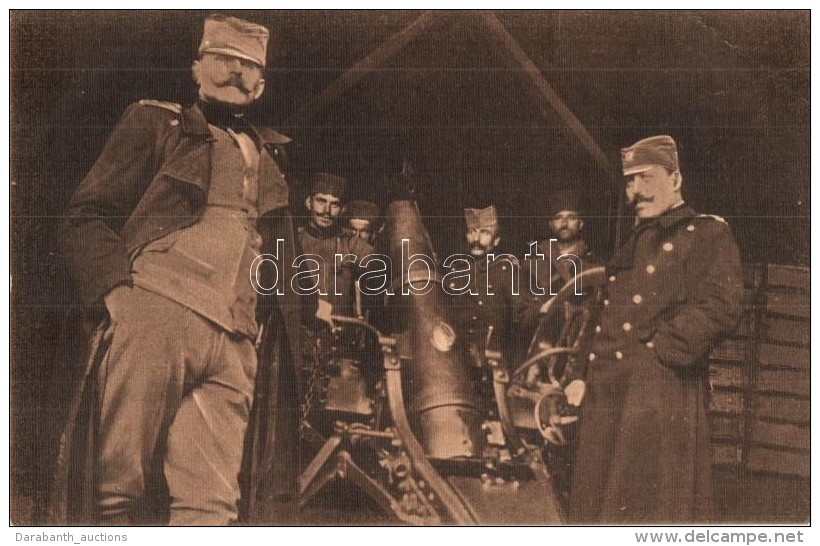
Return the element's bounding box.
[478,12,617,180]
[288,11,438,127]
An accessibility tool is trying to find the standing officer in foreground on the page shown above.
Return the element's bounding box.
[57,15,301,525]
[569,135,742,523]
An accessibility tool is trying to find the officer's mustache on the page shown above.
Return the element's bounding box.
[629,194,654,207]
[217,77,251,94]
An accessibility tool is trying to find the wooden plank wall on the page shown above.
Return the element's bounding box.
[708,264,810,477]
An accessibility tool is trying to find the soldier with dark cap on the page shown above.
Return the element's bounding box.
[524,189,599,316]
[520,189,600,384]
[57,14,302,525]
[545,189,598,286]
[298,173,374,320]
[569,135,742,523]
[344,199,381,245]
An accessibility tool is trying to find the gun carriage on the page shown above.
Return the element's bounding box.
[297,198,605,525]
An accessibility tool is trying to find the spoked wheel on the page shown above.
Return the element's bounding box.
[507,267,606,441]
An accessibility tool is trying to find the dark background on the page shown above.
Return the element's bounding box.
[10,10,809,523]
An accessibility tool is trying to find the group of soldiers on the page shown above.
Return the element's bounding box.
[54,14,744,526]
[297,170,599,358]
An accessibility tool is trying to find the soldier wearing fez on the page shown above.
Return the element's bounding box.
[297,173,374,321]
[569,136,742,523]
[344,199,381,246]
[57,15,302,525]
[522,189,600,346]
[535,189,598,291]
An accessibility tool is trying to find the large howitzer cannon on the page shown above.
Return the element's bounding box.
[297,198,604,524]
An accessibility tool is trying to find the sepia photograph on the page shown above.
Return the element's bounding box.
[8,8,810,530]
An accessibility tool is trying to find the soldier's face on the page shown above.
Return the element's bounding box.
[549,210,584,242]
[625,165,682,219]
[306,193,344,230]
[466,227,500,257]
[345,218,374,243]
[193,53,265,108]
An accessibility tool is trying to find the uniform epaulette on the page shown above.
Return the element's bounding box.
[138,99,183,115]
[697,213,728,225]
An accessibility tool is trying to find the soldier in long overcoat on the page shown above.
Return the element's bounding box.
[569,136,743,524]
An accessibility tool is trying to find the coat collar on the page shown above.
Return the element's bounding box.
[648,202,696,230]
[536,238,589,260]
[609,203,695,271]
[181,102,292,146]
[303,222,341,240]
[181,103,212,136]
[164,103,290,215]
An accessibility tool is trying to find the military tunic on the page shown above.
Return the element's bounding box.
[447,256,528,368]
[296,224,374,319]
[569,204,743,523]
[55,101,303,525]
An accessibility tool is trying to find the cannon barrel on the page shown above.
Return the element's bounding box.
[384,200,484,459]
